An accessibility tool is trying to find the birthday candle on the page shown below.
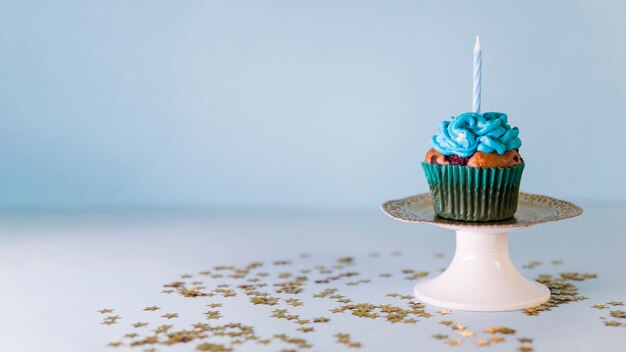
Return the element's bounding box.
[473,36,482,114]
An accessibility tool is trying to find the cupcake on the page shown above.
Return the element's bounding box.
[422,112,524,221]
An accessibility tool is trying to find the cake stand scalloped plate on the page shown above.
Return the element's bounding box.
[381,192,583,311]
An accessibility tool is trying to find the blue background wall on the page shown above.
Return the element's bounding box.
[1,0,625,210]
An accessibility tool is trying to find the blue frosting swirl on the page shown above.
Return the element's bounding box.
[430,112,522,157]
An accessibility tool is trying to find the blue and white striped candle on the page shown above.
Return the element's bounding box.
[473,36,482,114]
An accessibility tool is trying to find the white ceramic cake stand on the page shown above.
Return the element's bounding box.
[381,192,582,312]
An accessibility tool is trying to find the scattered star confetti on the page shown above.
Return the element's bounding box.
[94,255,605,351]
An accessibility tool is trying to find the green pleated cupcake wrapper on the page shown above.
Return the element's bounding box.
[421,162,525,222]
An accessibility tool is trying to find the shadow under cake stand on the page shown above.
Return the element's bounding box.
[381,192,582,312]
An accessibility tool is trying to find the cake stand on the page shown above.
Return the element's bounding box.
[381,192,582,312]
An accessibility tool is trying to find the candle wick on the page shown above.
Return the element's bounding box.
[474,36,481,52]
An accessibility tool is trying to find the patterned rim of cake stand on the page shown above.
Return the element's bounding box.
[381,192,583,230]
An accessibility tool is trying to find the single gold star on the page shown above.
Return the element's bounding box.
[207,303,222,308]
[483,326,515,334]
[604,320,622,327]
[432,334,449,340]
[192,322,210,330]
[608,301,624,306]
[123,333,138,338]
[196,343,230,351]
[475,340,490,347]
[459,330,475,338]
[153,324,173,334]
[160,313,178,319]
[107,341,123,347]
[97,308,114,314]
[132,322,148,328]
[447,339,462,346]
[438,309,453,315]
[592,304,609,309]
[312,317,330,323]
[143,306,160,311]
[452,324,467,330]
[518,337,534,343]
[490,336,505,343]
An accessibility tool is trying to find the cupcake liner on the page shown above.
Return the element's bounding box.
[421,162,524,221]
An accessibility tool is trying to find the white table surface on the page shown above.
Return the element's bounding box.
[1,203,625,351]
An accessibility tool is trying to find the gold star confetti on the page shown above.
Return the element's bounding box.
[153,324,173,334]
[518,337,534,343]
[592,304,609,309]
[604,320,622,327]
[250,296,279,306]
[608,301,624,306]
[335,333,361,349]
[132,322,148,328]
[484,326,515,334]
[285,298,304,307]
[94,257,588,350]
[196,343,232,352]
[609,310,626,319]
[518,346,534,352]
[459,330,475,338]
[313,317,330,323]
[522,260,542,269]
[447,339,462,346]
[97,308,114,314]
[107,341,123,347]
[205,310,222,320]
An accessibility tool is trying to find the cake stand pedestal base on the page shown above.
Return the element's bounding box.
[414,229,550,311]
